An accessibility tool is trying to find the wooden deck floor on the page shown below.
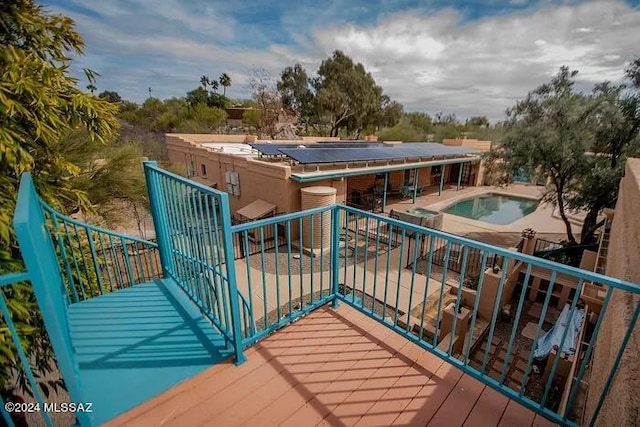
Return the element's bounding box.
[107,305,558,427]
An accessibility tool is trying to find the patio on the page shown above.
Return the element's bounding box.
[385,184,575,248]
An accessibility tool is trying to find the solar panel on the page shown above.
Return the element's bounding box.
[249,142,388,156]
[278,148,399,164]
[279,143,479,164]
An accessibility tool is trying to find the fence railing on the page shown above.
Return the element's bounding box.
[229,206,336,345]
[201,199,640,426]
[144,161,247,363]
[534,237,565,254]
[533,238,599,268]
[42,204,162,303]
[4,166,640,427]
[139,166,640,426]
[1,272,57,427]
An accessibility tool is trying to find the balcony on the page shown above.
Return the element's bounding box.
[1,162,638,426]
[107,305,554,427]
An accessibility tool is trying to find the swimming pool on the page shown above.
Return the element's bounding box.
[443,193,539,225]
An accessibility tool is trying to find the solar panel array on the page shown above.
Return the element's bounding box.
[248,142,478,164]
[279,143,479,164]
[249,142,387,156]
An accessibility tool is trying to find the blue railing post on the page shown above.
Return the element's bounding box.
[218,193,247,365]
[143,161,175,277]
[331,207,341,308]
[13,173,93,427]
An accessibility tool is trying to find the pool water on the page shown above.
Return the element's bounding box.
[443,193,539,225]
[405,207,438,218]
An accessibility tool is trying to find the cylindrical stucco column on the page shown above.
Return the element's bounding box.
[301,186,337,250]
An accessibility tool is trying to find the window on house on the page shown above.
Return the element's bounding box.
[201,164,207,176]
[187,160,195,178]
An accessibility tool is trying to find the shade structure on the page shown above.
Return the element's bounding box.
[235,199,276,221]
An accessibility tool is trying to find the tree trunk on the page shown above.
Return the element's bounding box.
[556,193,576,244]
[330,125,339,137]
[580,208,605,245]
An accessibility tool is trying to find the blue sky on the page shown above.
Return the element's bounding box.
[46,0,640,120]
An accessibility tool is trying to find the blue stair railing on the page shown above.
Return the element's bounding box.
[42,201,162,303]
[144,161,247,364]
[2,173,165,426]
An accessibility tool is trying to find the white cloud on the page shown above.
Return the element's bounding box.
[54,0,640,121]
[311,1,640,120]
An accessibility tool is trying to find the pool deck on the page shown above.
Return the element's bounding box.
[386,184,583,247]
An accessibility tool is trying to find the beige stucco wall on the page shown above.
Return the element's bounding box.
[586,158,640,426]
[442,138,492,152]
[166,134,346,217]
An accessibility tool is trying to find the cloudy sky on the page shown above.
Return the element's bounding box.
[46,0,640,121]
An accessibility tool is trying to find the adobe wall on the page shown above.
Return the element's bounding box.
[442,138,492,152]
[166,133,257,143]
[586,158,640,426]
[165,134,346,216]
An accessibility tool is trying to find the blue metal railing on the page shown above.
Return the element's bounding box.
[42,203,162,303]
[140,164,640,426]
[229,205,336,346]
[0,272,56,427]
[3,165,639,426]
[144,162,246,363]
[222,203,638,425]
[2,173,164,426]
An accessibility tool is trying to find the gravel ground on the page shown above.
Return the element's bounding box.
[246,240,392,275]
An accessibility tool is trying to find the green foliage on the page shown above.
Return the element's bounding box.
[465,116,490,127]
[278,64,313,121]
[277,52,403,138]
[98,90,122,103]
[118,95,226,137]
[378,115,427,141]
[0,0,119,401]
[490,62,640,244]
[488,67,597,243]
[379,111,503,143]
[186,87,210,107]
[186,86,230,109]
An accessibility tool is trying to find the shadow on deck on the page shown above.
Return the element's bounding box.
[107,305,556,427]
[67,279,233,424]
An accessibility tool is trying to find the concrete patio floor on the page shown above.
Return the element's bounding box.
[386,184,582,247]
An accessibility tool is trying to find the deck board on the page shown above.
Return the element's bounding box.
[67,279,232,425]
[108,304,557,427]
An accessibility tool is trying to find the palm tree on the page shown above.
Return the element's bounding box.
[210,79,220,92]
[219,73,231,96]
[86,84,97,95]
[200,75,210,90]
